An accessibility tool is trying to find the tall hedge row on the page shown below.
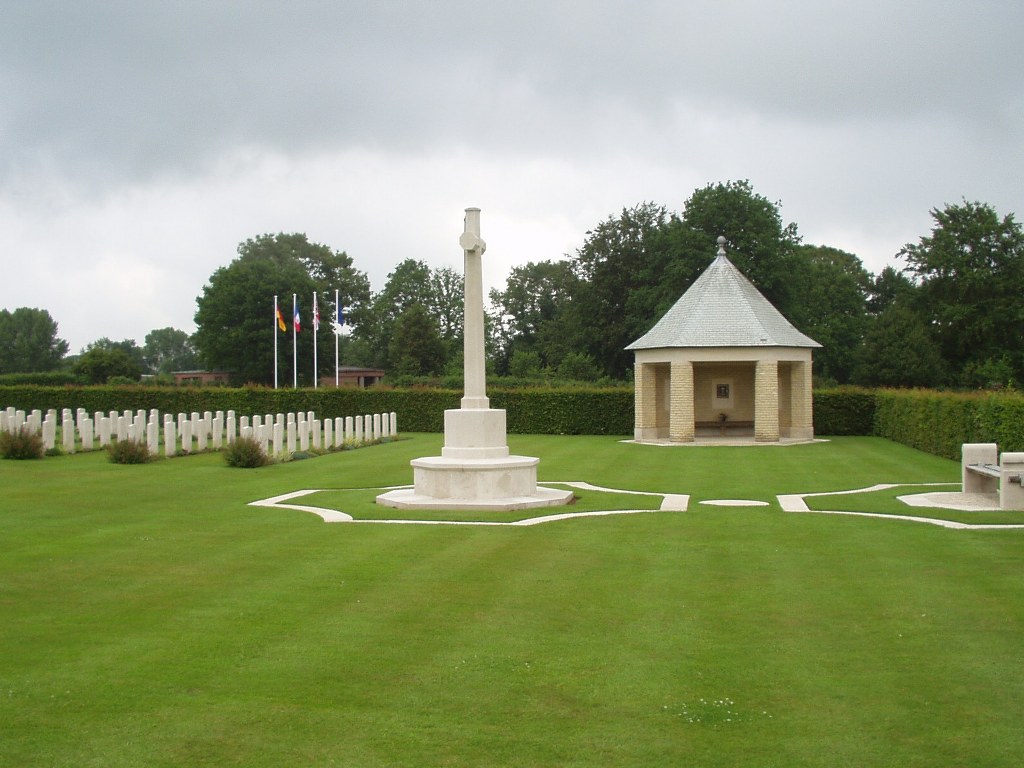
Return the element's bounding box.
[873,389,1024,460]
[0,385,632,436]
[805,387,877,436]
[2,384,1020,459]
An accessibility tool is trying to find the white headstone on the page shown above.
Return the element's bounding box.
[42,414,56,451]
[62,415,75,454]
[80,418,94,451]
[211,412,224,449]
[164,420,177,458]
[99,417,111,447]
[273,421,284,457]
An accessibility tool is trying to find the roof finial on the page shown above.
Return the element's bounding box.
[716,235,727,258]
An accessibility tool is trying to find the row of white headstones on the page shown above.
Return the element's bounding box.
[0,406,398,458]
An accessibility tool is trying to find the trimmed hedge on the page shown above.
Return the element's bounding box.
[874,389,1024,460]
[3,384,1021,460]
[808,387,877,436]
[0,384,631,436]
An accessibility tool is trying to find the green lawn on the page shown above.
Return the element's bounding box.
[2,435,1022,767]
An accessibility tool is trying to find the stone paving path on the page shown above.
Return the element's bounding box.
[251,481,1024,530]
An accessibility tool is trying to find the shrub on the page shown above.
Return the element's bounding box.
[224,436,270,468]
[0,426,45,460]
[107,438,152,464]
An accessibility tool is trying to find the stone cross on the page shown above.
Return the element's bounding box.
[460,207,489,410]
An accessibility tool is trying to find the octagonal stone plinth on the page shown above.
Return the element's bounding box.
[375,454,574,512]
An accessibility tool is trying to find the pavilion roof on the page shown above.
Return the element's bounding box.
[626,239,821,350]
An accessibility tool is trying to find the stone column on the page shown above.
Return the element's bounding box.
[755,359,780,442]
[634,363,658,442]
[460,207,488,410]
[789,360,814,440]
[669,360,695,442]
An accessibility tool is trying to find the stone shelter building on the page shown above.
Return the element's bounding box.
[626,237,820,443]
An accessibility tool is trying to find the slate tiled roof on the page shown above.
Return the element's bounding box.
[626,242,821,350]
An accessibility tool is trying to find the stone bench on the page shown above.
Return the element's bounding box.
[962,443,1024,510]
[695,419,755,436]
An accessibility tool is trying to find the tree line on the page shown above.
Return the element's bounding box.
[3,180,1021,389]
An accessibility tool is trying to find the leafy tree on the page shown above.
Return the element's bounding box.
[565,184,804,380]
[351,259,434,370]
[851,305,945,388]
[388,303,446,377]
[83,338,146,370]
[570,202,679,378]
[142,327,199,374]
[866,266,917,315]
[194,233,369,385]
[680,180,803,318]
[429,266,464,344]
[490,260,580,374]
[236,233,371,384]
[0,307,69,373]
[557,351,601,382]
[508,348,545,379]
[900,201,1024,387]
[72,347,142,384]
[195,249,313,385]
[351,259,460,373]
[788,245,871,384]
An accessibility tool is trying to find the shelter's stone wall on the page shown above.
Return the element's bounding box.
[669,361,695,442]
[634,362,660,441]
[693,362,755,422]
[754,360,780,441]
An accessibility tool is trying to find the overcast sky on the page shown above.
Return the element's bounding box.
[2,1,1021,353]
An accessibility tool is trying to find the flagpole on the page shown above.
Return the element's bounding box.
[273,295,279,389]
[334,288,340,388]
[292,293,298,389]
[313,291,319,389]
